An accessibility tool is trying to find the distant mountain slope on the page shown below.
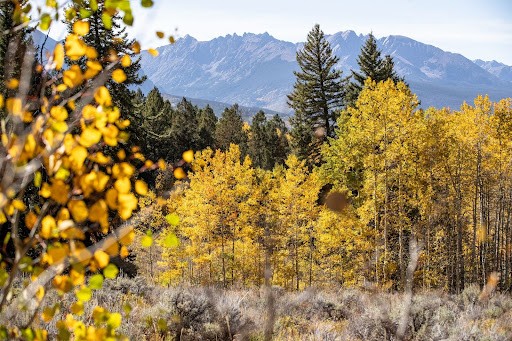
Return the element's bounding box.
[140,31,511,113]
[474,59,512,84]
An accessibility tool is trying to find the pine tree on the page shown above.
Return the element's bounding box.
[66,0,145,115]
[197,104,217,150]
[215,104,248,155]
[346,33,401,106]
[169,98,199,158]
[287,24,346,167]
[248,112,290,170]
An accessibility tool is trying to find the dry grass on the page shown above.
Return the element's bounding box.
[17,276,512,340]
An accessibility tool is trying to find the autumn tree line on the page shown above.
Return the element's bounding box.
[131,25,512,294]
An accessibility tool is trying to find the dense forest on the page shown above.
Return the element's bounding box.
[0,0,511,339]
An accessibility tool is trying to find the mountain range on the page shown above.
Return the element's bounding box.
[139,31,511,114]
[30,30,512,116]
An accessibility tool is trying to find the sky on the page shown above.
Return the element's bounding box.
[48,0,512,65]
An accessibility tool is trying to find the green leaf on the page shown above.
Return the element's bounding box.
[162,232,179,248]
[39,13,51,31]
[123,302,132,316]
[141,0,154,8]
[76,287,92,302]
[123,11,133,26]
[0,269,8,287]
[103,264,118,279]
[90,0,98,11]
[89,274,104,290]
[101,12,112,29]
[165,213,180,226]
[79,8,91,19]
[21,328,34,341]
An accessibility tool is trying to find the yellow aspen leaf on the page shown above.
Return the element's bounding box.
[94,86,112,106]
[112,162,135,178]
[60,227,85,240]
[76,286,92,302]
[107,107,120,123]
[111,69,127,83]
[173,167,186,179]
[0,212,6,224]
[93,250,110,269]
[6,98,22,116]
[50,106,68,121]
[90,152,110,164]
[148,48,159,57]
[94,171,110,192]
[65,34,87,60]
[70,269,85,286]
[63,65,84,88]
[141,234,153,248]
[39,183,51,198]
[79,127,102,147]
[131,41,141,53]
[118,226,135,246]
[120,54,131,67]
[101,125,119,146]
[25,211,37,230]
[69,145,88,170]
[103,263,118,279]
[50,180,70,204]
[117,149,126,160]
[105,188,118,209]
[116,119,130,129]
[56,84,68,92]
[73,20,90,36]
[51,121,68,133]
[53,275,72,293]
[135,180,148,195]
[47,244,68,264]
[57,208,71,221]
[54,167,70,181]
[85,46,98,59]
[119,245,129,258]
[6,78,19,89]
[82,104,97,120]
[41,307,56,322]
[53,44,64,70]
[41,216,57,239]
[156,31,164,38]
[114,177,131,194]
[71,302,84,316]
[23,134,36,156]
[11,199,25,211]
[84,60,102,79]
[35,286,45,302]
[68,200,88,223]
[182,150,194,163]
[90,200,108,223]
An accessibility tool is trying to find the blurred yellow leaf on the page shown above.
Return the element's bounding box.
[68,200,89,223]
[65,34,87,60]
[135,180,148,195]
[148,48,159,57]
[182,150,194,163]
[53,44,64,70]
[120,54,131,67]
[50,106,68,121]
[94,86,112,106]
[79,127,102,147]
[173,167,186,179]
[73,20,90,36]
[112,69,127,83]
[93,250,110,269]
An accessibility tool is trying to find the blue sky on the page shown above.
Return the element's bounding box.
[51,0,512,64]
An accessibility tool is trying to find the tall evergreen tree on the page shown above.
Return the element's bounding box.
[66,0,145,115]
[169,98,199,158]
[248,112,290,170]
[215,104,248,155]
[287,24,346,167]
[197,104,217,150]
[346,33,401,106]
